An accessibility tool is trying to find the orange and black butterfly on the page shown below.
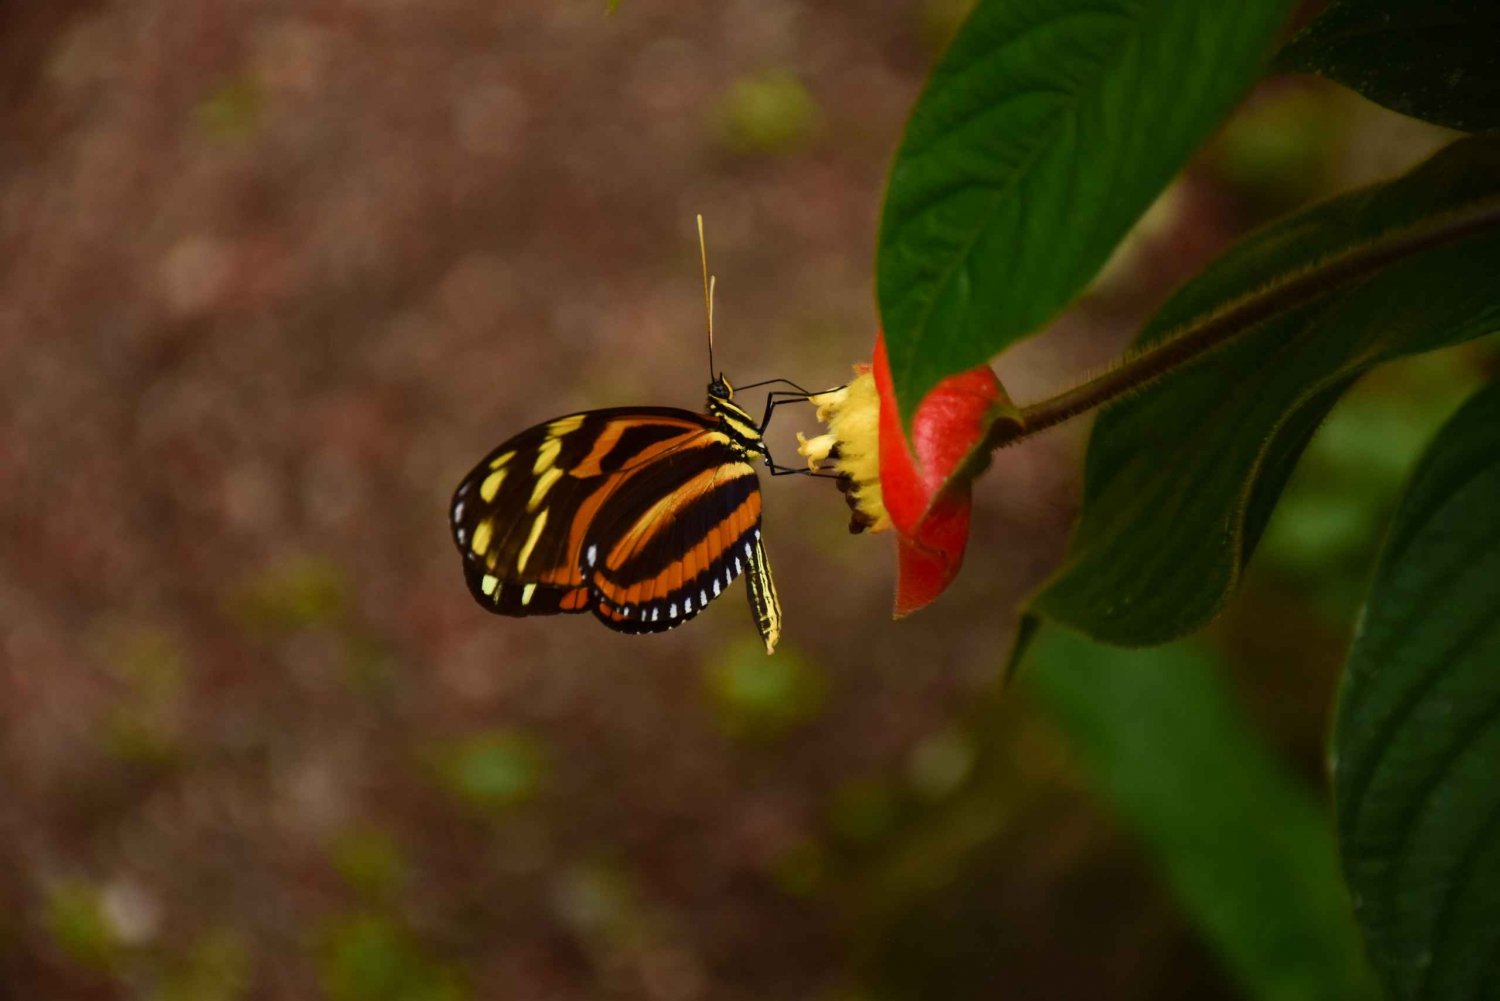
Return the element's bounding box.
[448,219,832,653]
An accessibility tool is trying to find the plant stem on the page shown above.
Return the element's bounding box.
[1000,197,1500,444]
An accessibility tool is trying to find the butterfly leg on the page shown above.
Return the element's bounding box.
[767,462,841,478]
[759,385,848,477]
[758,391,806,432]
[757,384,849,432]
[760,389,840,433]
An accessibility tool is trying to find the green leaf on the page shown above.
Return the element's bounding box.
[1025,629,1377,1001]
[877,0,1294,424]
[1277,0,1500,134]
[1032,137,1500,646]
[1335,381,1500,1000]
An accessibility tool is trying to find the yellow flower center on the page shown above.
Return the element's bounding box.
[795,368,890,534]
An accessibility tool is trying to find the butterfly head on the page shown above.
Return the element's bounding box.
[705,374,762,449]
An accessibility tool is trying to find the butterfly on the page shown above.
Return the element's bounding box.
[448,218,834,653]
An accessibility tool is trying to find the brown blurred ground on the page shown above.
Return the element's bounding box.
[0,2,1460,999]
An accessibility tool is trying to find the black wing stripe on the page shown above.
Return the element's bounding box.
[612,470,757,584]
[594,422,702,475]
[590,455,761,632]
[589,438,737,568]
[452,410,714,585]
[598,522,759,635]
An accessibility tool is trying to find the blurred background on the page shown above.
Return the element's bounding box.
[1,2,1491,998]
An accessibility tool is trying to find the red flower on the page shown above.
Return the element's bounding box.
[798,334,1015,617]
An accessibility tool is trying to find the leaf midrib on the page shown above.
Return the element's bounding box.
[886,6,1143,413]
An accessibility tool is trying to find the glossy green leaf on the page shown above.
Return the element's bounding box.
[1278,0,1500,134]
[1335,381,1500,1000]
[1032,137,1500,646]
[877,0,1294,424]
[1025,630,1377,1001]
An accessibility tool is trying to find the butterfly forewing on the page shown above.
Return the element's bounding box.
[450,406,774,644]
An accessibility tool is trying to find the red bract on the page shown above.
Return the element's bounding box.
[873,334,1013,617]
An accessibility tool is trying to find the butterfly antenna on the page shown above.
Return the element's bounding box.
[697,213,716,380]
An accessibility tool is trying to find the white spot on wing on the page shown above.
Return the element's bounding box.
[453,500,465,522]
[586,544,598,567]
[457,528,467,545]
[685,597,694,613]
[700,589,708,605]
[734,557,742,574]
[743,542,753,559]
[669,603,678,618]
[712,580,721,597]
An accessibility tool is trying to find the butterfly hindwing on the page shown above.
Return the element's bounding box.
[586,438,763,634]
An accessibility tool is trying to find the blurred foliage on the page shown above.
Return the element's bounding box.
[1259,345,1492,620]
[829,777,900,845]
[558,864,633,930]
[705,638,826,739]
[196,76,265,141]
[1207,86,1344,212]
[1024,631,1378,1001]
[100,624,188,766]
[332,828,409,902]
[767,839,827,898]
[231,556,349,635]
[550,860,640,947]
[319,914,466,1001]
[150,929,252,1001]
[904,728,975,801]
[430,729,547,813]
[340,633,402,701]
[714,70,819,155]
[43,881,118,973]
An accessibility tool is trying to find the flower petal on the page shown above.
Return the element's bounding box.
[893,491,972,618]
[874,333,1016,614]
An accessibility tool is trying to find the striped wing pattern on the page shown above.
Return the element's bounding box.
[449,407,780,651]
